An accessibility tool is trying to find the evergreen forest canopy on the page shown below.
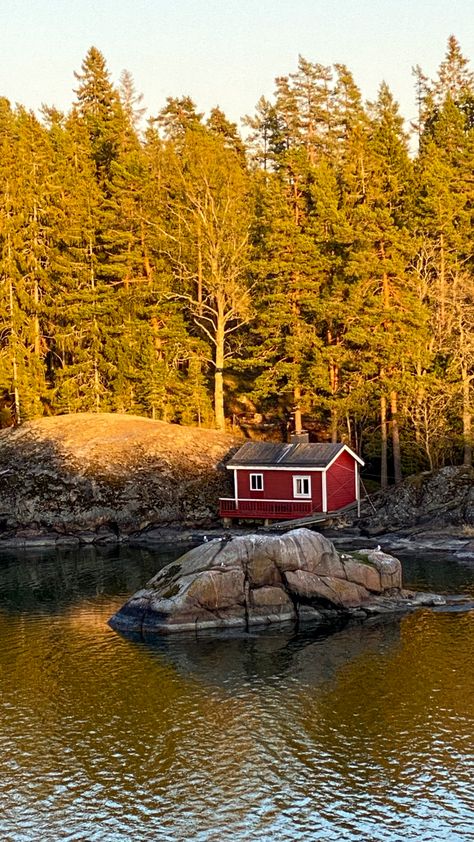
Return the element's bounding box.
[1,37,474,486]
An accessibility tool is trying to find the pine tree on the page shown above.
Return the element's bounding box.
[249,138,343,436]
[0,101,56,421]
[44,109,107,412]
[155,96,204,141]
[119,69,146,131]
[207,106,245,157]
[242,96,280,171]
[74,46,127,184]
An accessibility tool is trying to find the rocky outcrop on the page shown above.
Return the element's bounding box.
[359,466,474,535]
[0,413,238,542]
[109,528,444,634]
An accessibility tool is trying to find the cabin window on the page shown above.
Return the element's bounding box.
[293,475,311,498]
[250,473,264,491]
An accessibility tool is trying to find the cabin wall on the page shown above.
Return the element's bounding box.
[236,469,323,510]
[326,451,356,510]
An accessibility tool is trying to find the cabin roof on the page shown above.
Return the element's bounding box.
[226,441,360,469]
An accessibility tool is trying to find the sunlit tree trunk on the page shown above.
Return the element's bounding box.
[214,313,226,432]
[462,368,472,468]
[390,390,402,485]
[380,390,388,490]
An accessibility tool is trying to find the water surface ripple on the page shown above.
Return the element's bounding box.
[0,546,473,841]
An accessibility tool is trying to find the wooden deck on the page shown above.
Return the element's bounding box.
[219,498,313,520]
[219,498,358,530]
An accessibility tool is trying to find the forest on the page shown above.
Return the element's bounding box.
[1,37,473,486]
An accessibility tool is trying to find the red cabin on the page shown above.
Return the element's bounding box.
[219,441,364,523]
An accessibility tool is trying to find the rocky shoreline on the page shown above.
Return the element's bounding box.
[2,414,474,560]
[2,522,474,563]
[0,413,238,545]
[330,529,474,559]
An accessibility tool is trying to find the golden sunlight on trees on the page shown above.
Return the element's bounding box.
[0,39,473,484]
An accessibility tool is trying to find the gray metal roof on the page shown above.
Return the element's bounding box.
[226,441,347,468]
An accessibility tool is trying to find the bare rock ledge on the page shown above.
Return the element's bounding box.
[108,528,444,635]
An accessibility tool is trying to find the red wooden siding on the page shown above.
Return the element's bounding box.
[326,451,356,510]
[236,468,323,510]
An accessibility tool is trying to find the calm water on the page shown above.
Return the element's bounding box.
[0,543,473,842]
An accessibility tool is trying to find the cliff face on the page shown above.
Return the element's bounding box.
[0,413,239,540]
[360,466,474,535]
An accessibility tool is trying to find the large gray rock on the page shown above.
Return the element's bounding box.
[0,413,238,540]
[109,528,442,634]
[360,465,474,533]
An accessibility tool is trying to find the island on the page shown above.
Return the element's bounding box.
[109,528,444,635]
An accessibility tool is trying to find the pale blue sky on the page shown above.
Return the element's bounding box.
[1,0,473,131]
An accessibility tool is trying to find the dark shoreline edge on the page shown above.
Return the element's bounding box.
[1,524,474,561]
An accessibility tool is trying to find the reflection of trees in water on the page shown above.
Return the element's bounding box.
[2,543,473,615]
[0,544,192,612]
[401,552,474,597]
[306,608,474,791]
[0,555,472,842]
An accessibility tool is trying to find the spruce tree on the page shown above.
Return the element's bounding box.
[415,37,474,465]
[340,83,418,483]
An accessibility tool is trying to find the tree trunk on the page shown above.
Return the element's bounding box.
[380,393,388,490]
[140,218,153,286]
[197,228,203,315]
[33,278,41,357]
[8,280,21,424]
[328,348,339,443]
[7,239,21,424]
[439,230,446,331]
[214,319,225,431]
[293,385,303,435]
[414,361,423,446]
[390,390,402,485]
[462,368,472,467]
[94,358,100,412]
[33,199,41,357]
[12,350,20,425]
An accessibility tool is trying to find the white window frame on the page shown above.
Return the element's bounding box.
[293,475,311,498]
[250,473,264,491]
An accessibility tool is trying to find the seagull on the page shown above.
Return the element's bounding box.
[375,544,381,551]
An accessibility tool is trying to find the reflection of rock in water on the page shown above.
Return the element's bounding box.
[136,618,401,691]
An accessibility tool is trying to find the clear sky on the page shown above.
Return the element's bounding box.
[1,0,473,131]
